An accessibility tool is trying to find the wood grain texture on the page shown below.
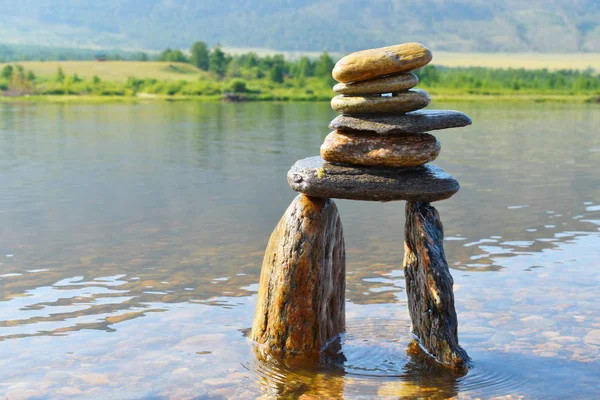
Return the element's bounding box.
[403,201,470,371]
[251,194,345,358]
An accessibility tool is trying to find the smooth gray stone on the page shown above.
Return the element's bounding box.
[333,73,418,95]
[287,156,459,202]
[329,110,472,135]
[331,89,430,114]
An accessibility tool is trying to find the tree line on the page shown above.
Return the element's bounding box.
[157,41,336,85]
[128,41,600,93]
[0,41,599,99]
[417,65,600,92]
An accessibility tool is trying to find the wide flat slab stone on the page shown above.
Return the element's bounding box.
[287,156,459,202]
[320,131,440,168]
[331,89,430,115]
[332,42,432,83]
[333,73,418,95]
[329,110,473,135]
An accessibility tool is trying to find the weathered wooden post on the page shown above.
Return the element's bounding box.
[404,202,470,370]
[251,194,346,360]
[252,42,471,371]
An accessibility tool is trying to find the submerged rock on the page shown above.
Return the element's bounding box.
[320,131,440,167]
[329,110,473,135]
[251,194,345,357]
[332,42,433,83]
[331,89,430,115]
[333,73,418,95]
[287,156,459,202]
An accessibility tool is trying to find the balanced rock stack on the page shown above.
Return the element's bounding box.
[252,42,471,372]
[288,42,472,202]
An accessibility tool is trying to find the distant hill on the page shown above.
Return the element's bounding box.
[0,0,599,53]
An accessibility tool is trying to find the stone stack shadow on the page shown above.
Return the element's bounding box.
[252,42,471,372]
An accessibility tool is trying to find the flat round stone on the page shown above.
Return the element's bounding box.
[331,89,430,115]
[287,156,459,202]
[333,73,418,95]
[320,131,440,168]
[332,42,432,83]
[329,110,473,135]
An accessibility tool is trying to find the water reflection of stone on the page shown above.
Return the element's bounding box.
[252,340,345,399]
[377,345,462,399]
[251,338,463,399]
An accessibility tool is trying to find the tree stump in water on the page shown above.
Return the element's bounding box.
[251,194,346,359]
[403,201,470,371]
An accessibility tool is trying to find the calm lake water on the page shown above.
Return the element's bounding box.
[0,101,599,399]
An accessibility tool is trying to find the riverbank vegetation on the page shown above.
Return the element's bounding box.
[1,42,599,103]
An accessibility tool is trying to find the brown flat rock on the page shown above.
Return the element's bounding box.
[331,89,430,115]
[332,42,432,83]
[333,73,418,95]
[287,156,459,202]
[320,131,440,167]
[329,110,473,135]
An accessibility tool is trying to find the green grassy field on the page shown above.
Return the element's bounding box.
[1,57,598,103]
[224,48,600,71]
[433,52,600,71]
[0,61,205,82]
[4,52,600,83]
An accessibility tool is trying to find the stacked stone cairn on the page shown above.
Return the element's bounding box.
[252,43,471,372]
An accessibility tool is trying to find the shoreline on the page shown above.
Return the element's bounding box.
[0,93,597,104]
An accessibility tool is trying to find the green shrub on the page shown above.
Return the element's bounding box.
[228,80,248,93]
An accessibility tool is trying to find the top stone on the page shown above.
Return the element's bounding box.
[332,42,433,84]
